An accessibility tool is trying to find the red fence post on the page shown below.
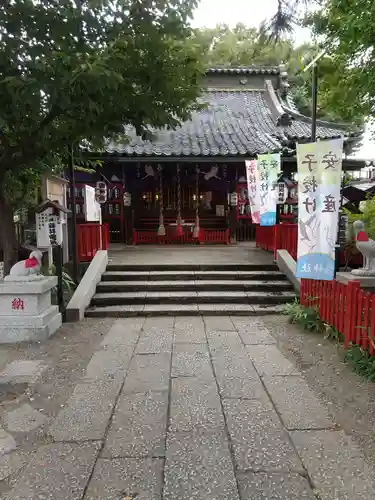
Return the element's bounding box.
[345,281,360,348]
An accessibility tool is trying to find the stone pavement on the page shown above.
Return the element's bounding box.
[1,316,375,500]
[108,242,273,266]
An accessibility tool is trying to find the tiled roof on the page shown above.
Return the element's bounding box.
[105,89,356,158]
[206,67,280,75]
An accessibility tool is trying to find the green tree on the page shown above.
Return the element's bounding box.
[306,0,375,124]
[264,0,311,40]
[0,0,203,271]
[192,24,363,125]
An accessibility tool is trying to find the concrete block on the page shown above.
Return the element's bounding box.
[276,250,300,293]
[0,277,61,343]
[247,345,299,376]
[0,426,16,454]
[0,451,30,481]
[237,472,316,499]
[65,250,108,322]
[49,379,122,441]
[4,442,100,500]
[292,430,375,500]
[0,360,46,385]
[164,430,239,500]
[85,458,164,500]
[336,272,375,291]
[5,404,48,433]
[223,399,303,472]
[103,391,168,458]
[263,376,334,430]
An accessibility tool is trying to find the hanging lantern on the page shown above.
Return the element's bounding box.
[176,164,183,237]
[193,166,201,240]
[157,165,166,236]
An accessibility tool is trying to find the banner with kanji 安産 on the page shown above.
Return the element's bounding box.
[245,160,260,224]
[296,138,344,280]
[257,153,281,226]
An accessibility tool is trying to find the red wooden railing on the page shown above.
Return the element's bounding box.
[274,224,298,260]
[77,224,110,262]
[300,279,375,355]
[256,224,362,267]
[255,226,275,252]
[132,228,229,245]
[255,224,297,259]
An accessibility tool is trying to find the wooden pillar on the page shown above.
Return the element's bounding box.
[123,163,137,244]
[229,165,237,243]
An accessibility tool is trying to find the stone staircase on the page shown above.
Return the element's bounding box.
[85,264,295,317]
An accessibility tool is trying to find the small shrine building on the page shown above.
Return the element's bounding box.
[70,66,363,245]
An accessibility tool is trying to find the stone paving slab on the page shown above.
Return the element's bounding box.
[211,350,259,379]
[0,451,30,482]
[217,375,266,400]
[136,331,173,355]
[223,399,303,472]
[234,322,277,345]
[143,304,199,314]
[0,426,17,454]
[146,291,198,298]
[4,442,100,500]
[292,430,375,500]
[206,330,243,352]
[171,343,212,378]
[49,379,122,441]
[5,404,48,433]
[142,315,175,330]
[246,345,299,376]
[203,316,236,331]
[0,360,46,385]
[170,378,224,433]
[173,317,206,343]
[85,458,164,500]
[122,353,171,394]
[263,376,334,430]
[198,304,256,313]
[163,430,239,500]
[84,345,133,382]
[100,319,143,348]
[103,391,168,459]
[237,472,316,499]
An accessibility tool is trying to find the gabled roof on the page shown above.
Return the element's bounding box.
[104,66,362,159]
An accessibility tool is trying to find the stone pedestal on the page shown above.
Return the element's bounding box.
[0,277,61,343]
[336,272,375,292]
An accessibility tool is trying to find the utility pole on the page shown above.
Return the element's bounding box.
[68,145,79,283]
[303,49,326,142]
[311,63,318,142]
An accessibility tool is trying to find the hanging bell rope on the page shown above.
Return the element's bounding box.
[176,164,183,237]
[193,166,201,239]
[157,165,166,236]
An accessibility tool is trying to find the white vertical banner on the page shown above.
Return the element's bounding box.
[257,153,281,226]
[296,138,343,280]
[245,160,260,224]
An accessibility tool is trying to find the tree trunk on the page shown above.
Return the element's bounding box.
[0,190,18,275]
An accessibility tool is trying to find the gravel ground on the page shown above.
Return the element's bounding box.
[259,314,375,469]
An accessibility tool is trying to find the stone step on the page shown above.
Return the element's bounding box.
[85,303,286,318]
[102,270,287,282]
[106,263,278,272]
[96,280,294,293]
[91,290,295,306]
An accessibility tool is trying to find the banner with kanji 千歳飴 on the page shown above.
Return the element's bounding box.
[257,153,281,226]
[245,160,260,224]
[296,138,344,280]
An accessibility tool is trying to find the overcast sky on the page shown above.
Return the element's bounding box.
[192,0,310,45]
[192,0,375,159]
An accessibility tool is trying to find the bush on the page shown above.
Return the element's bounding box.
[344,344,375,381]
[282,299,324,332]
